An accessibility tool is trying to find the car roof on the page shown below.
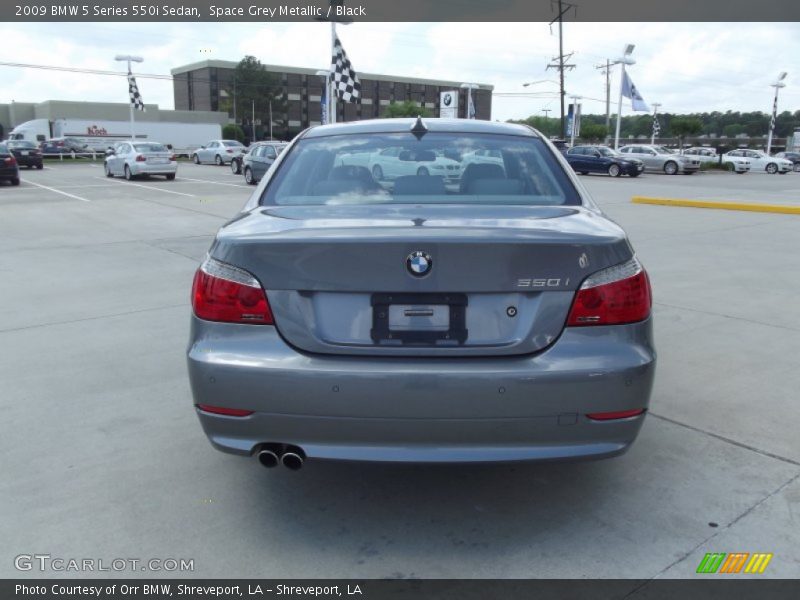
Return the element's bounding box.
[301,118,540,139]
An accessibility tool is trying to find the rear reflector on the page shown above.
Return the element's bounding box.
[192,256,274,324]
[567,257,651,326]
[587,409,646,421]
[197,404,254,417]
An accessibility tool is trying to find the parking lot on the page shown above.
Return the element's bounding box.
[1,162,798,581]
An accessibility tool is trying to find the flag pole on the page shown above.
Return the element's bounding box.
[128,59,135,140]
[329,22,337,124]
[651,103,661,145]
[613,62,625,150]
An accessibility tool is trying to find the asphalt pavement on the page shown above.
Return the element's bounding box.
[1,162,798,580]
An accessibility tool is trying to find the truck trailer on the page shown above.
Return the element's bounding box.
[8,118,222,156]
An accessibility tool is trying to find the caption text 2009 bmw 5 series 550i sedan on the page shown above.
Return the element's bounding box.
[187,118,655,471]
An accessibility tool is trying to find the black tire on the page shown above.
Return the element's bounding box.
[192,154,200,164]
[215,154,224,166]
[778,171,788,175]
[579,171,589,175]
[11,177,20,186]
[165,174,176,181]
[629,172,641,178]
[664,161,678,175]
[417,167,430,176]
[793,164,800,173]
[36,164,44,170]
[371,165,383,180]
[725,162,736,172]
[244,167,256,185]
[765,163,778,174]
[608,163,621,177]
[124,165,133,181]
[230,159,240,175]
[104,163,114,178]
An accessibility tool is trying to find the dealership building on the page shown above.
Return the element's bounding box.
[171,60,493,140]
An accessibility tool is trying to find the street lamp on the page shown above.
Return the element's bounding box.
[613,44,635,150]
[522,80,559,87]
[568,94,582,146]
[460,82,479,119]
[115,55,143,141]
[766,71,787,155]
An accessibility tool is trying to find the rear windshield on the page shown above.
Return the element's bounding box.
[260,132,580,207]
[133,143,168,152]
[223,141,244,147]
[8,141,36,149]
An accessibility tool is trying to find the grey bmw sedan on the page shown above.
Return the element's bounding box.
[188,118,655,470]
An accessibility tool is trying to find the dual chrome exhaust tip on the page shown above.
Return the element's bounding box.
[256,445,305,470]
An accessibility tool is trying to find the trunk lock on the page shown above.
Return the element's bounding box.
[506,306,518,317]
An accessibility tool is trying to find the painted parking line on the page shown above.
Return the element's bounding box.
[20,179,91,202]
[632,196,800,215]
[11,184,121,191]
[96,177,196,198]
[176,176,251,189]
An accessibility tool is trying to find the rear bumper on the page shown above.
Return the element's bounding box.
[128,162,178,176]
[0,166,19,179]
[187,316,656,463]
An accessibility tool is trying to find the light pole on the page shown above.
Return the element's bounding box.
[613,44,635,150]
[766,72,787,155]
[115,54,143,141]
[568,95,582,146]
[460,82,479,119]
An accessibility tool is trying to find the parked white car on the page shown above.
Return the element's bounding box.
[104,141,177,180]
[722,149,793,174]
[460,149,505,173]
[368,147,462,182]
[192,140,246,165]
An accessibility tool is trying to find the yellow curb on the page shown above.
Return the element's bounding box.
[631,196,800,215]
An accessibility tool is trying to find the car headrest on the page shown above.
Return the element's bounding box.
[460,163,505,193]
[393,175,447,195]
[466,178,524,195]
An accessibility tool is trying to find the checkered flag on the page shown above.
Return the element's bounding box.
[330,36,361,103]
[769,94,778,132]
[652,114,661,138]
[128,71,145,111]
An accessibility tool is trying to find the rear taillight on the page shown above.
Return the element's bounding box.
[4,156,16,165]
[226,149,234,153]
[192,256,273,324]
[566,257,651,326]
[196,404,254,417]
[169,154,176,161]
[135,154,146,162]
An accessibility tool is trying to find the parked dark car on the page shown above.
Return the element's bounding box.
[7,140,43,169]
[0,143,21,185]
[241,141,288,184]
[565,145,644,177]
[775,151,800,172]
[40,137,89,155]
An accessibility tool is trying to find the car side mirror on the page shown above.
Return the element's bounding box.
[105,148,115,156]
[593,152,601,157]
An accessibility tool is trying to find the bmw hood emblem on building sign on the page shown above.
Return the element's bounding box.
[443,93,453,106]
[406,251,433,277]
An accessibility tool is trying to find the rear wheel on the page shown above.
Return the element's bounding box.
[244,167,256,185]
[215,154,224,166]
[372,165,383,180]
[230,159,240,174]
[124,165,133,181]
[664,161,678,175]
[104,162,113,178]
[608,164,621,177]
[579,171,589,175]
[766,163,778,174]
[165,174,176,181]
[36,164,44,170]
[11,177,20,186]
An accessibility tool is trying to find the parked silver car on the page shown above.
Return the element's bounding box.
[191,139,246,166]
[241,141,288,184]
[104,142,177,180]
[619,144,700,175]
[187,119,656,470]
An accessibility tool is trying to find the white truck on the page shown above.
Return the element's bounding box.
[8,118,222,156]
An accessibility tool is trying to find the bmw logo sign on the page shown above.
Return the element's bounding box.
[406,251,433,277]
[443,93,452,106]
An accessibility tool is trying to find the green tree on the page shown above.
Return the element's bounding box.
[222,124,246,143]
[382,100,432,118]
[225,56,283,133]
[669,117,703,150]
[579,123,608,142]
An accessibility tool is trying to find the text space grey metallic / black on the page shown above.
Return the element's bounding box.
[187,118,656,469]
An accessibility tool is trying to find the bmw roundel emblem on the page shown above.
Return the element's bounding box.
[406,251,433,277]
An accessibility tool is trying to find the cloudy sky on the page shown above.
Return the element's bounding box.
[0,21,798,121]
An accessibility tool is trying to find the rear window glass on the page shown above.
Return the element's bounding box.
[8,141,36,149]
[133,143,168,152]
[260,132,580,207]
[223,141,244,147]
